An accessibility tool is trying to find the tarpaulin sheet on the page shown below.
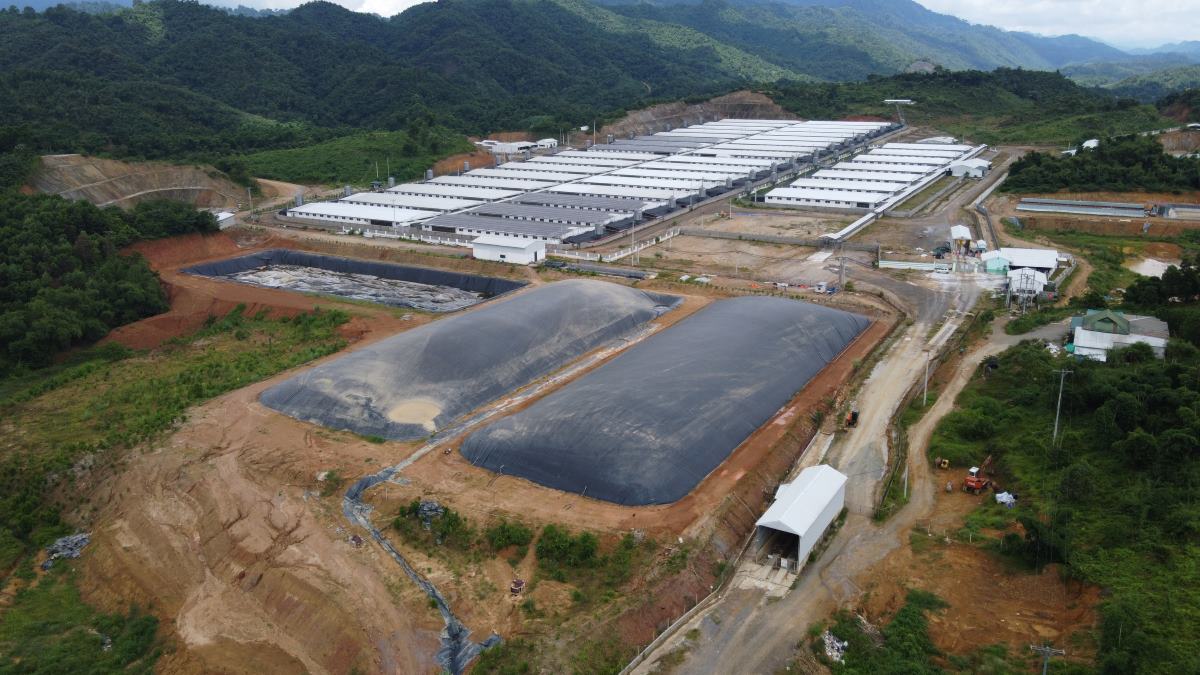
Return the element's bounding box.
[184,249,526,303]
[260,280,679,440]
[461,296,870,505]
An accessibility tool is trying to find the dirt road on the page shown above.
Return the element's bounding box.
[633,300,1066,674]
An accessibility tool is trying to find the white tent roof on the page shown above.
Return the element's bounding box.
[950,158,992,169]
[950,224,972,241]
[755,465,847,537]
[1007,268,1048,286]
[472,234,543,250]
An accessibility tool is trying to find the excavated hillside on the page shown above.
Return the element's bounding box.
[29,154,245,209]
[601,90,796,139]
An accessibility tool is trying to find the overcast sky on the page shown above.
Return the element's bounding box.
[237,0,1197,50]
[916,0,1199,48]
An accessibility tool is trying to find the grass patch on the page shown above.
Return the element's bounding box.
[0,305,350,582]
[892,175,956,212]
[472,637,538,674]
[241,129,472,186]
[1005,306,1076,335]
[0,565,159,673]
[824,589,947,673]
[928,338,1200,671]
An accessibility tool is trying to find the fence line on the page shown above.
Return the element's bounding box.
[679,227,879,253]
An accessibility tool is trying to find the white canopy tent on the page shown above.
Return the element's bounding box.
[755,464,847,569]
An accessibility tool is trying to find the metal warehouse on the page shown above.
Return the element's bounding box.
[528,156,640,168]
[858,152,951,166]
[833,161,932,175]
[512,192,653,215]
[430,175,556,190]
[613,168,748,184]
[764,187,889,210]
[387,183,521,201]
[469,167,585,183]
[571,150,662,161]
[286,201,437,227]
[814,170,918,184]
[578,174,720,192]
[342,192,480,212]
[787,178,908,193]
[422,213,595,243]
[466,202,629,228]
[547,182,693,204]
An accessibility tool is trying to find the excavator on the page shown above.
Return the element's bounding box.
[962,455,994,494]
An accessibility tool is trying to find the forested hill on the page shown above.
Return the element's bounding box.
[0,0,1141,165]
[602,0,1125,77]
[0,0,794,161]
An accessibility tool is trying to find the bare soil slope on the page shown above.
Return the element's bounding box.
[602,90,796,138]
[29,154,244,209]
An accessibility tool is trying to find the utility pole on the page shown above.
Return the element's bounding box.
[1052,369,1072,444]
[246,186,253,211]
[1030,644,1064,675]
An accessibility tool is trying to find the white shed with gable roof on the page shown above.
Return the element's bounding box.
[755,464,847,569]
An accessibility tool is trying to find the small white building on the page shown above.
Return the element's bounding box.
[471,234,545,265]
[981,247,1060,275]
[1007,267,1048,295]
[214,211,236,229]
[950,224,973,249]
[949,158,991,178]
[536,138,558,149]
[755,465,847,570]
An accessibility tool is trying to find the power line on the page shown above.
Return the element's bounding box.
[1052,369,1072,444]
[1030,643,1065,675]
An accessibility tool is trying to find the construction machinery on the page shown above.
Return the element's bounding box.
[933,457,950,470]
[962,455,994,494]
[844,407,860,427]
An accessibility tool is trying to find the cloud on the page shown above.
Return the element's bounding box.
[915,0,1200,48]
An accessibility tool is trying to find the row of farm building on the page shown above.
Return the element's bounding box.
[281,118,897,247]
[763,141,991,211]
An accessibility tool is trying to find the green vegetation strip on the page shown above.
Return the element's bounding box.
[1003,136,1200,194]
[0,567,159,674]
[928,336,1200,672]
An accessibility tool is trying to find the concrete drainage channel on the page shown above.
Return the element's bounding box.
[338,318,677,672]
[343,473,498,674]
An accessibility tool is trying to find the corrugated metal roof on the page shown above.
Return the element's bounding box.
[430,175,554,190]
[815,170,918,183]
[788,178,906,193]
[471,234,544,249]
[468,202,623,226]
[766,187,888,204]
[548,183,691,200]
[859,152,949,165]
[425,213,586,239]
[756,465,847,537]
[341,192,479,212]
[832,161,929,174]
[387,183,521,200]
[513,192,653,212]
[287,201,438,224]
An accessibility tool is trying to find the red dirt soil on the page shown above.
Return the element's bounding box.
[108,229,529,350]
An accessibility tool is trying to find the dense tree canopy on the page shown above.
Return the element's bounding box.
[0,193,216,372]
[932,334,1200,673]
[1003,135,1200,193]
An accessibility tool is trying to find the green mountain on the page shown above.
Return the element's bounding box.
[1106,66,1200,102]
[1062,54,1198,88]
[766,69,1170,146]
[599,0,1126,75]
[0,0,1154,170]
